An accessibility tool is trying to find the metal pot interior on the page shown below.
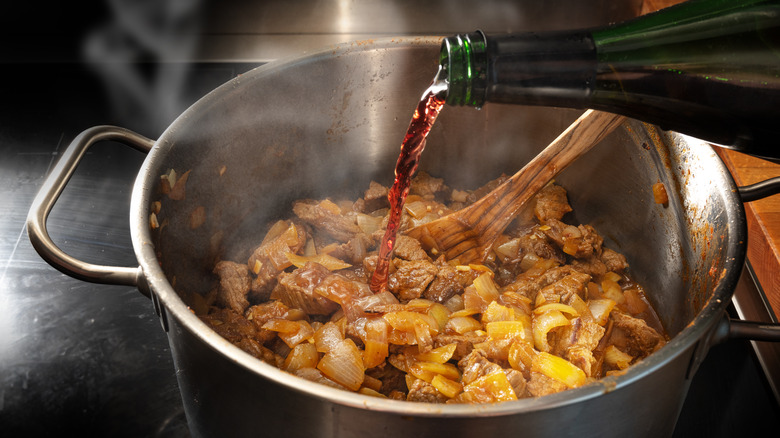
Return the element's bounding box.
[132,37,746,413]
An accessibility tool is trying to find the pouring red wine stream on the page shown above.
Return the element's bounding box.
[369,77,446,292]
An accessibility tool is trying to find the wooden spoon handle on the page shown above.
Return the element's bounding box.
[465,110,626,242]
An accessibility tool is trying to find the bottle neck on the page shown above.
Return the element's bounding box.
[440,30,597,108]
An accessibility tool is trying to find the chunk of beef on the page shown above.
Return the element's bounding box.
[505,265,577,300]
[526,371,568,397]
[459,349,503,385]
[200,307,256,344]
[293,199,362,242]
[424,257,462,303]
[247,221,307,301]
[406,377,449,403]
[550,317,606,377]
[434,333,489,360]
[410,171,448,200]
[393,235,431,261]
[610,311,666,358]
[235,337,284,367]
[505,368,528,398]
[271,262,340,315]
[363,181,389,212]
[213,260,251,313]
[601,248,629,272]
[537,271,591,305]
[245,301,293,344]
[388,259,438,301]
[366,362,408,396]
[571,256,608,277]
[516,230,565,264]
[534,184,573,222]
[326,234,374,265]
[542,219,604,259]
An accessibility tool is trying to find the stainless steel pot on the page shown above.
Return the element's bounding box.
[27,37,780,438]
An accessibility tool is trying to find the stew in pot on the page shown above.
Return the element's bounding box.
[182,172,667,403]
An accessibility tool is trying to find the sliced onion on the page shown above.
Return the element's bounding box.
[588,298,617,326]
[601,279,626,304]
[486,321,528,341]
[604,345,634,370]
[313,321,344,353]
[473,272,500,304]
[431,374,463,399]
[445,316,483,335]
[482,301,515,323]
[413,343,457,364]
[531,351,586,388]
[462,371,517,403]
[316,338,365,391]
[508,339,536,373]
[362,317,389,369]
[532,310,570,352]
[286,252,351,271]
[284,342,319,372]
[533,303,579,317]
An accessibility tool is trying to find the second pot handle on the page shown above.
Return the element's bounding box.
[739,176,780,202]
[27,125,154,287]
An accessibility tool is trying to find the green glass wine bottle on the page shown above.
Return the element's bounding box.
[439,0,780,160]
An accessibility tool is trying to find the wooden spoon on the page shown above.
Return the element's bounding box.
[406,109,625,264]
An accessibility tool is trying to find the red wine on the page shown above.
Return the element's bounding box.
[369,81,446,292]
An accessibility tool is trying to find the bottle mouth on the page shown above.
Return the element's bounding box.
[440,31,488,107]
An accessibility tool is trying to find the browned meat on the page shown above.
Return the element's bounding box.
[434,334,488,360]
[213,260,251,313]
[542,219,604,259]
[552,318,606,377]
[293,200,362,242]
[610,311,666,358]
[534,184,573,222]
[236,337,284,367]
[326,234,374,265]
[601,248,629,272]
[393,235,431,261]
[505,369,528,398]
[388,259,438,301]
[366,362,408,395]
[409,171,448,200]
[271,262,340,315]
[424,257,463,303]
[247,221,308,301]
[571,256,608,277]
[406,378,449,403]
[526,371,568,397]
[459,350,503,385]
[536,271,591,304]
[245,301,293,344]
[363,181,390,212]
[200,308,256,343]
[516,230,565,264]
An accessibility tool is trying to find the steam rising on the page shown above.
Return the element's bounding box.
[82,0,205,135]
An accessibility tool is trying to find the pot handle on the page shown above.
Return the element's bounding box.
[727,319,780,341]
[26,125,154,286]
[739,176,780,202]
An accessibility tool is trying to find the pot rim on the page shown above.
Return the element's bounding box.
[129,36,747,417]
